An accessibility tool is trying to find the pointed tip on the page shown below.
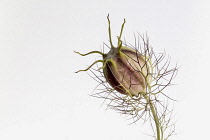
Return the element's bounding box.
[74,51,80,55]
[107,14,110,21]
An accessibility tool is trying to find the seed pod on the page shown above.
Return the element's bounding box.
[75,15,178,140]
[103,46,149,97]
[74,15,152,97]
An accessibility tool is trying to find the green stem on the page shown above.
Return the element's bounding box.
[144,94,162,140]
[75,60,104,73]
[74,51,104,56]
[118,18,126,46]
[117,18,126,51]
[107,14,114,48]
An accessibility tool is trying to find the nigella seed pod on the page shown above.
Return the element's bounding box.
[102,46,149,97]
[75,15,152,97]
[75,15,178,140]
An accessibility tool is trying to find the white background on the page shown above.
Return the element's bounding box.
[0,0,210,140]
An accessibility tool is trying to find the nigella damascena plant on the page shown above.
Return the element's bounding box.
[75,15,178,140]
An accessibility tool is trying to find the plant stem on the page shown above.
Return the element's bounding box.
[144,94,162,140]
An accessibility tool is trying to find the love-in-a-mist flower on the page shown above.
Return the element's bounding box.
[75,15,178,140]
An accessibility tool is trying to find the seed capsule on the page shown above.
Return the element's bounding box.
[75,15,151,97]
[75,16,178,139]
[103,46,149,97]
